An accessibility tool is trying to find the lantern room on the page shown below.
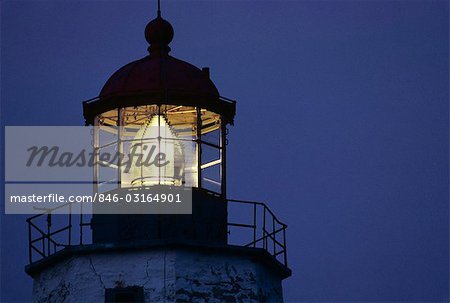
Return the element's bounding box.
[83,12,236,196]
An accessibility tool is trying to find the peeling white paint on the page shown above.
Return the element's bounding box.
[32,248,284,302]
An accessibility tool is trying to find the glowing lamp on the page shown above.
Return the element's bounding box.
[130,114,185,186]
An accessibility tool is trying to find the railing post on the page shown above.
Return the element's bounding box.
[80,213,84,245]
[28,222,32,263]
[253,203,257,248]
[46,214,52,256]
[272,217,276,255]
[283,226,288,266]
[263,207,266,250]
[42,235,45,257]
[68,203,72,246]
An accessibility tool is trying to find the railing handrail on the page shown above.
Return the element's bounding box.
[26,201,76,221]
[227,199,288,227]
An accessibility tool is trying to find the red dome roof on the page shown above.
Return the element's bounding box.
[83,14,236,126]
[100,55,219,98]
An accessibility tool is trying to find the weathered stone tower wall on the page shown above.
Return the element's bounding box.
[31,246,285,302]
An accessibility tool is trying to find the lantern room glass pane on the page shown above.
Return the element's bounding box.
[202,165,221,193]
[95,116,119,192]
[98,143,118,191]
[199,110,222,194]
[201,144,220,166]
[200,110,221,146]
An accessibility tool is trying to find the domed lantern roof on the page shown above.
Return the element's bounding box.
[83,12,236,125]
[100,56,219,98]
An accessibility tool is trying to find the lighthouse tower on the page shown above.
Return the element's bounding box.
[26,6,291,303]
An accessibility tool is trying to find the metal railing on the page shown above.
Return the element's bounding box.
[227,199,288,266]
[26,202,90,263]
[27,198,288,267]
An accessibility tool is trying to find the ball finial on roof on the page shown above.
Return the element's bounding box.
[145,13,174,55]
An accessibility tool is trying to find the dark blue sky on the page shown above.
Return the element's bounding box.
[1,1,448,302]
